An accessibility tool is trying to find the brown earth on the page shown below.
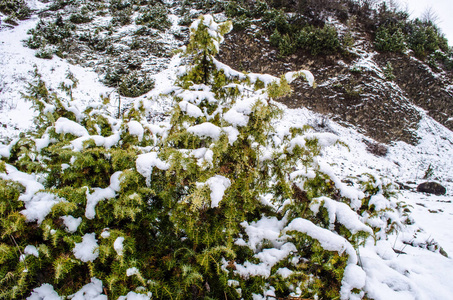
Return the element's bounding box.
[218,29,453,145]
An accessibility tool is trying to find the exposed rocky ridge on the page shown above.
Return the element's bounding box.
[218,26,452,145]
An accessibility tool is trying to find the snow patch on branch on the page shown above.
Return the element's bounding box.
[200,175,231,208]
[55,117,89,137]
[136,152,170,186]
[310,196,372,234]
[73,233,99,263]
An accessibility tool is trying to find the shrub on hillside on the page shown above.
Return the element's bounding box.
[135,3,171,30]
[374,24,407,53]
[0,0,31,20]
[0,14,410,300]
[407,20,449,58]
[296,24,341,55]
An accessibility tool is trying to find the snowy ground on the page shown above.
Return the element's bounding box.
[1,5,453,300]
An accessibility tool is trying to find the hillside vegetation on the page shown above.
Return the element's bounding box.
[0,1,452,299]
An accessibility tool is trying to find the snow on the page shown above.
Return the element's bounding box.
[24,245,39,257]
[275,267,293,279]
[177,87,217,105]
[285,218,358,264]
[114,237,125,256]
[27,284,62,300]
[201,175,231,208]
[55,117,89,137]
[310,196,372,234]
[341,264,367,299]
[1,164,44,202]
[126,267,140,277]
[85,185,116,220]
[284,70,315,87]
[187,122,222,140]
[318,160,365,209]
[100,229,110,239]
[136,152,170,185]
[118,292,151,300]
[21,192,65,224]
[222,126,240,145]
[73,233,99,263]
[178,100,203,118]
[128,121,144,141]
[61,215,82,233]
[68,277,107,300]
[224,108,249,127]
[241,217,286,252]
[70,133,122,152]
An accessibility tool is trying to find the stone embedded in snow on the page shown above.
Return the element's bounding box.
[416,182,446,195]
[73,233,99,262]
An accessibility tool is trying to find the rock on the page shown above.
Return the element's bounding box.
[416,182,447,196]
[440,247,449,258]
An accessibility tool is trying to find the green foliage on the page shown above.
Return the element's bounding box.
[0,14,407,300]
[35,47,54,59]
[383,62,396,81]
[25,17,75,54]
[269,20,341,57]
[266,75,292,99]
[374,24,407,53]
[118,71,155,98]
[407,20,449,58]
[0,0,31,21]
[136,3,171,30]
[69,13,92,24]
[374,17,449,60]
[179,15,232,86]
[296,24,341,56]
[103,68,155,98]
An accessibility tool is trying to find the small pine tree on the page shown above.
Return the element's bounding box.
[0,14,411,300]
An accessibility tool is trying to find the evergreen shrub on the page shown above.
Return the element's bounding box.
[0,0,31,20]
[0,14,410,300]
[296,25,341,56]
[136,3,171,30]
[407,20,449,58]
[374,24,407,53]
[69,13,92,24]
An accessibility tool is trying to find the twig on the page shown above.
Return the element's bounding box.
[9,235,27,271]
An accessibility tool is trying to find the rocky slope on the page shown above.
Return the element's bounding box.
[219,23,453,145]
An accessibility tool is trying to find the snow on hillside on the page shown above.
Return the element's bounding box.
[1,5,453,300]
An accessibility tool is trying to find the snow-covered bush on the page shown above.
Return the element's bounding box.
[0,0,31,21]
[0,14,410,300]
